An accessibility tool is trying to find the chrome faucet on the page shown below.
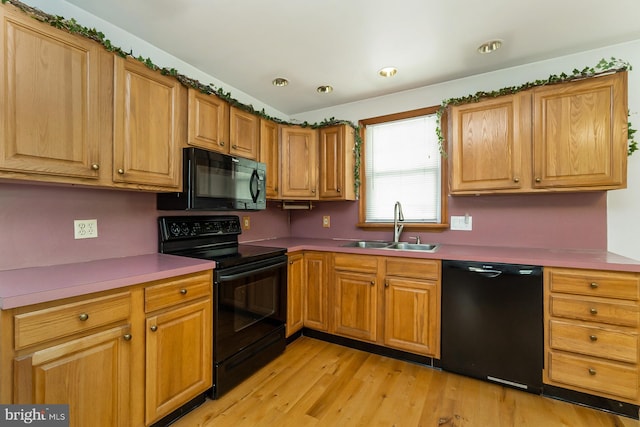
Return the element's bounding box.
[393,201,404,243]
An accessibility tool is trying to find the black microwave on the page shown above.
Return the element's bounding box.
[157,148,267,211]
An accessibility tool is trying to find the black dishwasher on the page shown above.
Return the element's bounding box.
[440,260,543,393]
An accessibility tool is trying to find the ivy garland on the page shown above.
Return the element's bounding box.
[436,57,637,156]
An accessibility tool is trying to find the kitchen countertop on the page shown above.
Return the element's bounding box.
[245,237,640,273]
[0,254,216,309]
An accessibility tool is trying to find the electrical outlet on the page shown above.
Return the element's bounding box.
[322,216,330,228]
[74,219,98,239]
[242,216,251,230]
[450,215,472,231]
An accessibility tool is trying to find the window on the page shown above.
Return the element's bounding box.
[358,106,447,229]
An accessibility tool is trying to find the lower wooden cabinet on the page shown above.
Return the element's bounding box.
[1,270,213,427]
[544,267,640,404]
[286,252,305,337]
[304,252,329,331]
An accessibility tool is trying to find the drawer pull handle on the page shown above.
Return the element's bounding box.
[78,313,89,321]
[180,288,188,295]
[123,334,132,341]
[589,308,598,315]
[150,325,158,332]
[589,335,598,342]
[590,282,599,289]
[588,368,597,376]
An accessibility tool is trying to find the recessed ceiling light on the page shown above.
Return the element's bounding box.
[378,67,398,77]
[477,40,503,54]
[272,77,289,87]
[317,85,333,94]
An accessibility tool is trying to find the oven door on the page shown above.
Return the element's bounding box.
[214,255,287,363]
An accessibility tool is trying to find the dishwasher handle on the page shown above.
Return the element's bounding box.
[468,266,503,278]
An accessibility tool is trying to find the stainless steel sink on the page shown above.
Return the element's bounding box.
[340,240,394,249]
[340,240,439,252]
[384,242,439,252]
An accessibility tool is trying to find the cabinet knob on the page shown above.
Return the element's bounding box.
[220,141,225,147]
[589,335,598,342]
[117,168,124,175]
[311,189,316,194]
[588,368,597,376]
[337,188,341,193]
[589,307,598,315]
[78,313,89,321]
[180,288,188,295]
[150,325,158,332]
[233,144,238,149]
[91,164,100,171]
[590,282,599,289]
[535,177,541,183]
[123,334,132,341]
[513,177,519,183]
[370,280,375,286]
[384,280,389,288]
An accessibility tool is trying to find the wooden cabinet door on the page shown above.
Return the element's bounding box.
[187,88,229,153]
[319,125,356,200]
[14,326,132,427]
[230,106,259,160]
[384,278,439,356]
[259,118,280,198]
[449,93,529,193]
[333,270,377,342]
[0,7,101,179]
[280,125,318,199]
[304,252,328,331]
[533,72,627,190]
[113,57,184,189]
[145,299,212,425]
[286,253,305,337]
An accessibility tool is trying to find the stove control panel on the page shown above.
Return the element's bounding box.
[159,216,242,240]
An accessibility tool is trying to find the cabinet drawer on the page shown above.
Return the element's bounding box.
[14,292,131,350]
[145,271,212,313]
[385,258,439,280]
[549,319,638,363]
[548,268,639,301]
[333,253,378,273]
[547,351,639,401]
[550,295,638,327]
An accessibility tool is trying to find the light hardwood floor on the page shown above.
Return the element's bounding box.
[172,337,638,427]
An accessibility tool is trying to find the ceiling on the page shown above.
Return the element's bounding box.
[64,0,640,116]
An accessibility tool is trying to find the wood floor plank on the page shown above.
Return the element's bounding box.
[171,337,638,427]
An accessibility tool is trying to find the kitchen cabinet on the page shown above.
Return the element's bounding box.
[0,5,105,183]
[544,267,640,404]
[286,252,305,337]
[304,252,329,332]
[319,125,356,200]
[10,292,134,427]
[229,106,260,160]
[332,254,380,342]
[259,118,280,198]
[449,72,628,194]
[144,272,212,425]
[187,88,230,153]
[113,56,185,190]
[383,258,441,357]
[280,125,319,200]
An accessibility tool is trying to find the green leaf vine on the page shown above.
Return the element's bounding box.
[436,57,636,156]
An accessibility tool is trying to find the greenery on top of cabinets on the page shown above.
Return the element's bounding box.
[436,58,636,156]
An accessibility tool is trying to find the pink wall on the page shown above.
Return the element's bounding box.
[0,183,289,271]
[289,192,607,250]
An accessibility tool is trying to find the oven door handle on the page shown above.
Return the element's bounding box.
[217,262,284,282]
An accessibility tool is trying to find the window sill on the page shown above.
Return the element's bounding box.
[356,222,449,232]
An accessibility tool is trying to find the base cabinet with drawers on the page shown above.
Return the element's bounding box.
[544,267,640,404]
[0,270,213,427]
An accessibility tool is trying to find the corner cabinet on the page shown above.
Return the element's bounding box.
[280,125,319,200]
[449,72,628,195]
[113,56,185,190]
[319,125,356,200]
[0,4,104,182]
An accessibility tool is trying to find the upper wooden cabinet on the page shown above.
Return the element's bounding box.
[113,57,185,190]
[229,106,259,160]
[319,125,356,200]
[187,88,230,152]
[280,125,319,200]
[448,72,628,195]
[259,118,280,198]
[0,5,103,181]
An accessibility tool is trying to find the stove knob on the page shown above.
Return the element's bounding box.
[181,223,189,236]
[169,223,181,237]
